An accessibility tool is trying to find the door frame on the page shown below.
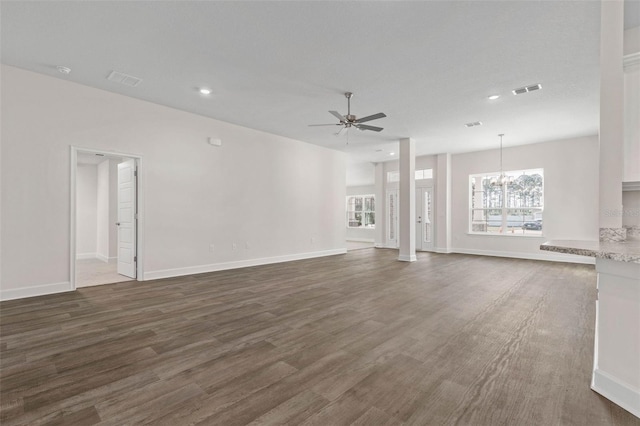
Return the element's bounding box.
[386,189,399,248]
[416,186,435,252]
[70,146,145,290]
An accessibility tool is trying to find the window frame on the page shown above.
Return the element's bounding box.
[468,168,544,237]
[346,194,375,229]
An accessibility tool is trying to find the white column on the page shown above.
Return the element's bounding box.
[599,0,625,231]
[374,162,385,248]
[398,138,416,262]
[436,153,451,253]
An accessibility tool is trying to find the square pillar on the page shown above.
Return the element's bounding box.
[374,162,385,248]
[599,0,625,237]
[398,138,416,262]
[436,153,452,252]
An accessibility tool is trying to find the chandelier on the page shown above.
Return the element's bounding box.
[490,134,513,187]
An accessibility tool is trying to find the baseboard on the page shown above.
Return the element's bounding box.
[434,247,453,254]
[451,248,595,264]
[346,238,375,243]
[592,369,640,418]
[0,281,73,302]
[95,253,113,263]
[76,252,96,260]
[144,248,347,281]
[378,244,399,249]
[398,254,417,262]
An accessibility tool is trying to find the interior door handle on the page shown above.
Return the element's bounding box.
[116,222,121,226]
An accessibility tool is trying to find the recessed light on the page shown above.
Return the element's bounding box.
[57,66,71,74]
[488,94,500,100]
[390,152,396,156]
[199,88,212,95]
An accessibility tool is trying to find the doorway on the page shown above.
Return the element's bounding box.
[71,147,143,289]
[416,187,434,251]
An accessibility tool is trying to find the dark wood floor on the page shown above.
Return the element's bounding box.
[1,249,639,425]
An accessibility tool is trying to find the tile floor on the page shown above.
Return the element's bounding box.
[76,258,134,288]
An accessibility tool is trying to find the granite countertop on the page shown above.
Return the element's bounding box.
[540,239,640,263]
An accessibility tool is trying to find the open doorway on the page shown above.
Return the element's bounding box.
[71,148,141,288]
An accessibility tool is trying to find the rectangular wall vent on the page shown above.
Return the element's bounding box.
[107,71,142,87]
[512,83,542,95]
[464,121,483,128]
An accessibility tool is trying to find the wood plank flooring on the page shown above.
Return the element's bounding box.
[1,249,639,425]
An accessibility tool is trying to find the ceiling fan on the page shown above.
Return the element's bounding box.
[309,92,386,135]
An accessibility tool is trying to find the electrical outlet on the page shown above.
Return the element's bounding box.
[245,242,250,250]
[232,243,237,250]
[311,237,316,244]
[209,244,215,252]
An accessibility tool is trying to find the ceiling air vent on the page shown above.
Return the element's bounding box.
[464,121,483,128]
[512,83,542,95]
[107,70,142,87]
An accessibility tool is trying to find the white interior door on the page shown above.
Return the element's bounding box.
[416,187,434,251]
[117,159,136,278]
[387,189,399,248]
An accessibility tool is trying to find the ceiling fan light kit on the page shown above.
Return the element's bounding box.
[309,92,386,134]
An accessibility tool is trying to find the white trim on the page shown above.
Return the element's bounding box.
[434,247,453,254]
[378,243,399,249]
[451,247,595,264]
[398,254,417,262]
[76,253,97,260]
[466,232,546,239]
[95,254,116,263]
[70,147,77,291]
[70,146,146,288]
[592,369,640,419]
[144,248,347,281]
[346,238,375,243]
[0,282,72,301]
[622,181,640,192]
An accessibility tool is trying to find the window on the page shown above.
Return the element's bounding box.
[387,169,432,183]
[346,195,375,228]
[469,169,543,236]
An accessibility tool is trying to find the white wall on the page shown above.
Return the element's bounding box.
[96,159,110,261]
[0,65,346,298]
[76,164,98,257]
[373,136,599,261]
[346,185,375,242]
[451,135,599,259]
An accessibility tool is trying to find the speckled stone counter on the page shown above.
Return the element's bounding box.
[540,239,640,263]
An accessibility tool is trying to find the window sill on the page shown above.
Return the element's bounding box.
[466,232,546,238]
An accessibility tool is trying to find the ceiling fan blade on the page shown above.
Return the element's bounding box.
[308,124,341,127]
[329,111,345,122]
[354,112,386,124]
[356,124,384,132]
[335,126,346,136]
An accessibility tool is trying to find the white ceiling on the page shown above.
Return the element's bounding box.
[1,1,636,185]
